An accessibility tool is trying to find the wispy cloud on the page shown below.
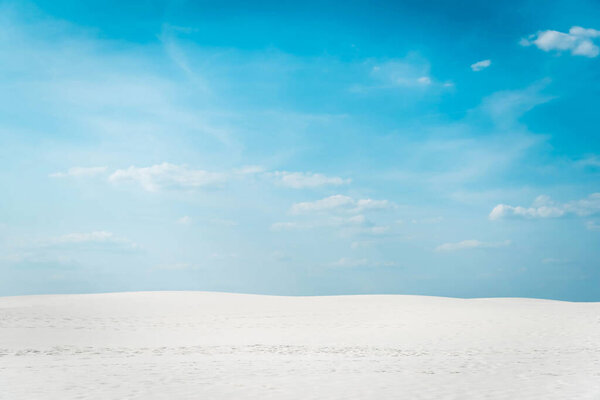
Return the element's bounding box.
[350,55,439,92]
[271,215,377,231]
[478,80,554,127]
[435,239,510,252]
[50,166,108,178]
[271,212,392,238]
[585,220,600,231]
[270,222,302,231]
[234,165,265,175]
[44,231,140,250]
[541,257,571,265]
[489,194,600,220]
[177,216,192,225]
[330,257,398,268]
[291,195,354,213]
[291,195,393,214]
[371,58,430,87]
[109,163,224,192]
[270,171,351,188]
[520,26,600,57]
[330,257,369,267]
[153,262,200,271]
[470,59,491,71]
[576,155,600,168]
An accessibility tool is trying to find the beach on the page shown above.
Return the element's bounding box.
[1,291,599,399]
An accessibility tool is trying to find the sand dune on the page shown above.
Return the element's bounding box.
[1,291,599,399]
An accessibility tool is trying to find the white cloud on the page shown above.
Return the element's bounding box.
[51,231,114,244]
[489,193,600,220]
[586,220,600,231]
[50,166,107,178]
[354,198,392,211]
[154,263,197,270]
[330,257,398,268]
[362,225,391,235]
[361,56,434,90]
[479,80,554,127]
[234,165,265,175]
[331,257,370,267]
[210,252,238,259]
[344,214,367,225]
[541,258,571,264]
[291,195,393,214]
[271,171,351,188]
[470,59,491,71]
[270,222,302,231]
[520,26,600,57]
[351,240,373,249]
[109,163,224,192]
[489,204,564,220]
[435,239,510,252]
[411,216,444,224]
[270,215,373,231]
[291,195,354,214]
[46,231,139,250]
[177,216,191,225]
[576,155,600,168]
[270,251,290,261]
[210,218,237,227]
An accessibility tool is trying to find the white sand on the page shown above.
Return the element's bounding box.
[1,291,599,399]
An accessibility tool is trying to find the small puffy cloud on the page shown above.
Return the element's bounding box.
[417,76,431,85]
[271,171,351,188]
[109,162,224,192]
[50,166,107,178]
[520,26,600,57]
[489,193,600,220]
[177,216,192,225]
[291,195,393,214]
[435,239,510,252]
[470,59,491,71]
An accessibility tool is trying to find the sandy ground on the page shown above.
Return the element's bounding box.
[1,291,599,399]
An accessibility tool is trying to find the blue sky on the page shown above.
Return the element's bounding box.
[1,0,599,300]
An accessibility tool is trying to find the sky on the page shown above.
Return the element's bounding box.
[1,0,599,300]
